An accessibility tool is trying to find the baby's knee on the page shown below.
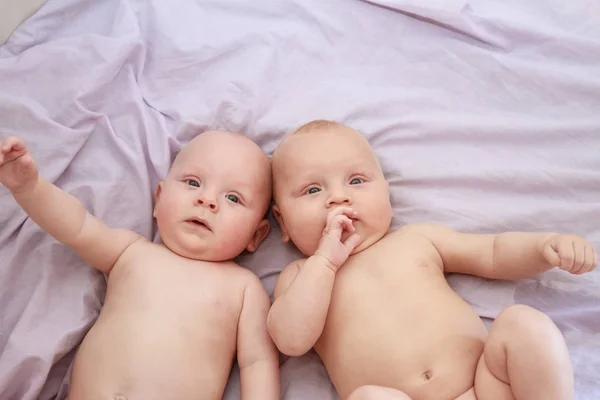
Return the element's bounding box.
[495,304,559,338]
[347,385,411,400]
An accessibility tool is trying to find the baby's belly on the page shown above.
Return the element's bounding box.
[316,271,488,400]
[69,304,236,400]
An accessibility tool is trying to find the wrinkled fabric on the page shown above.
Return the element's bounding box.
[0,0,599,399]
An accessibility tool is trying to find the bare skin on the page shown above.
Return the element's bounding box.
[267,121,597,400]
[0,132,279,400]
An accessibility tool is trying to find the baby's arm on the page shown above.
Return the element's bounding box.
[0,136,140,274]
[405,224,597,279]
[267,257,334,356]
[267,207,360,356]
[237,276,279,400]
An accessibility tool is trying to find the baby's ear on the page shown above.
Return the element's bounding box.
[153,182,163,218]
[272,204,290,243]
[246,219,270,253]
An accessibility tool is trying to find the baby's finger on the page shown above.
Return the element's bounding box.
[572,247,587,275]
[326,217,342,234]
[342,208,358,219]
[18,154,34,171]
[571,241,586,274]
[558,240,576,272]
[341,217,355,234]
[325,215,350,238]
[583,244,598,273]
[1,138,28,166]
[326,208,346,226]
[2,136,24,152]
[331,207,356,221]
[343,233,361,253]
[326,207,356,229]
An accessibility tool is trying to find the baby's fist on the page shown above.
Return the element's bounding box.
[542,234,598,275]
[0,136,38,193]
[315,207,361,272]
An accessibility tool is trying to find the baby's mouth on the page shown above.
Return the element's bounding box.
[187,218,212,231]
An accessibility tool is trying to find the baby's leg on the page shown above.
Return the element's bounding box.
[474,305,573,400]
[347,385,412,400]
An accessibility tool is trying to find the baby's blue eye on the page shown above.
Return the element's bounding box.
[350,178,363,185]
[307,187,321,195]
[226,194,240,203]
[186,179,200,188]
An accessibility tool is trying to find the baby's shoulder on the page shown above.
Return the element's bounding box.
[390,222,454,240]
[221,262,272,305]
[219,261,264,287]
[118,235,158,256]
[383,223,457,255]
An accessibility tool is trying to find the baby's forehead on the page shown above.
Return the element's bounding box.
[291,125,369,149]
[173,144,268,172]
[281,133,373,161]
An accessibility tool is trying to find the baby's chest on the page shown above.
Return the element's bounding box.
[322,249,475,347]
[109,260,243,321]
[331,245,451,310]
[340,241,440,282]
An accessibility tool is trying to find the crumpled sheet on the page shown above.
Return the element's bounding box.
[0,0,599,399]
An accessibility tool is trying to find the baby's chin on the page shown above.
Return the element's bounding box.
[161,236,237,263]
[350,241,371,256]
[351,231,388,255]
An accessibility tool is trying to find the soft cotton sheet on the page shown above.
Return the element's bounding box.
[0,0,599,399]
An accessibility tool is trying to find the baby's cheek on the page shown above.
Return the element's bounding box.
[220,217,255,250]
[154,202,173,225]
[213,234,247,261]
[297,215,324,255]
[156,194,178,215]
[370,192,391,215]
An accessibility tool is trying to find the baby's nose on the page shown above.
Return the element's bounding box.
[196,195,218,211]
[327,192,352,207]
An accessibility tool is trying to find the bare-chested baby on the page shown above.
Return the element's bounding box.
[267,120,597,400]
[0,132,279,400]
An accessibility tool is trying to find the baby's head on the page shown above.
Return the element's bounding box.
[271,120,393,257]
[154,131,272,261]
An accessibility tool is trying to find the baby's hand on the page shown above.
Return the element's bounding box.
[315,207,361,272]
[0,136,38,193]
[542,234,598,275]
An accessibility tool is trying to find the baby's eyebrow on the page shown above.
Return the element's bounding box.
[231,180,255,191]
[174,166,203,176]
[292,176,317,187]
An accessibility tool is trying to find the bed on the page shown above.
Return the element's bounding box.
[0,0,599,399]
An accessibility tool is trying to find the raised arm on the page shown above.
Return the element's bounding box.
[405,223,597,279]
[237,276,280,400]
[0,136,140,274]
[267,207,360,356]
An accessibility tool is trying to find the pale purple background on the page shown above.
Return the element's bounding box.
[0,0,599,399]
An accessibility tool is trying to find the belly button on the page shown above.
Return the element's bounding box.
[113,395,127,400]
[422,370,432,381]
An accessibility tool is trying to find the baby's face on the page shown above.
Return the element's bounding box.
[272,125,393,257]
[154,132,271,261]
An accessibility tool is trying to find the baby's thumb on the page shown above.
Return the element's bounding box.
[542,245,561,267]
[18,154,35,171]
[325,216,344,238]
[343,233,361,253]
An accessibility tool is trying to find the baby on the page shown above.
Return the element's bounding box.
[0,132,279,400]
[267,120,597,400]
